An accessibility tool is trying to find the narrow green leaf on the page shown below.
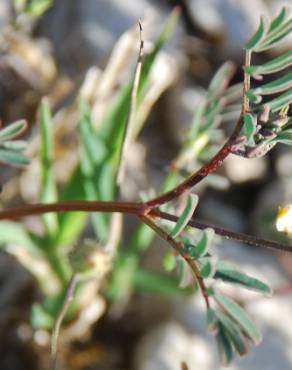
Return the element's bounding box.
[0,140,27,151]
[243,113,257,145]
[246,51,292,77]
[0,120,27,142]
[170,194,199,238]
[273,129,292,145]
[215,294,262,344]
[39,98,59,236]
[216,323,234,366]
[217,311,249,356]
[268,7,290,33]
[215,263,272,294]
[245,16,269,50]
[257,18,292,51]
[253,71,292,95]
[0,148,30,166]
[267,89,292,112]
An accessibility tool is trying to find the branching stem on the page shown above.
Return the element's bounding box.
[140,214,210,308]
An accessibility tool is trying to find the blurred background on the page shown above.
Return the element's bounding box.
[0,0,292,369]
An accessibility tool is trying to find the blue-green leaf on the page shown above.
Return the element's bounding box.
[0,120,27,142]
[217,311,249,356]
[245,16,269,50]
[243,113,257,145]
[246,51,292,77]
[0,148,30,166]
[215,294,262,344]
[216,323,234,366]
[170,194,199,238]
[267,89,292,112]
[215,263,272,294]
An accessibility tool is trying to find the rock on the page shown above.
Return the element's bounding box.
[133,322,212,370]
[224,155,268,184]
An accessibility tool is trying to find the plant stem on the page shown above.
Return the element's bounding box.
[51,274,79,370]
[0,200,290,253]
[151,209,292,253]
[143,49,253,211]
[0,200,142,220]
[140,214,210,308]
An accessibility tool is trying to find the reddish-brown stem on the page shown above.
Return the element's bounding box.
[144,49,252,211]
[0,200,290,254]
[151,209,292,253]
[140,214,210,308]
[0,200,143,220]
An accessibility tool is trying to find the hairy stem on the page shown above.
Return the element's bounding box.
[140,214,210,308]
[144,49,253,211]
[0,200,290,253]
[0,200,142,220]
[152,209,292,253]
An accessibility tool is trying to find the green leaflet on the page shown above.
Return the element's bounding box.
[0,148,30,166]
[0,120,27,141]
[267,89,292,112]
[170,194,199,238]
[272,129,292,145]
[216,323,234,366]
[215,294,262,344]
[246,50,292,77]
[185,228,214,258]
[253,71,292,95]
[217,311,248,356]
[215,262,272,294]
[257,18,292,51]
[268,6,290,33]
[245,16,269,50]
[243,113,257,145]
[0,140,27,151]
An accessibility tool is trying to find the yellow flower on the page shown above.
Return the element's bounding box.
[276,205,292,237]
